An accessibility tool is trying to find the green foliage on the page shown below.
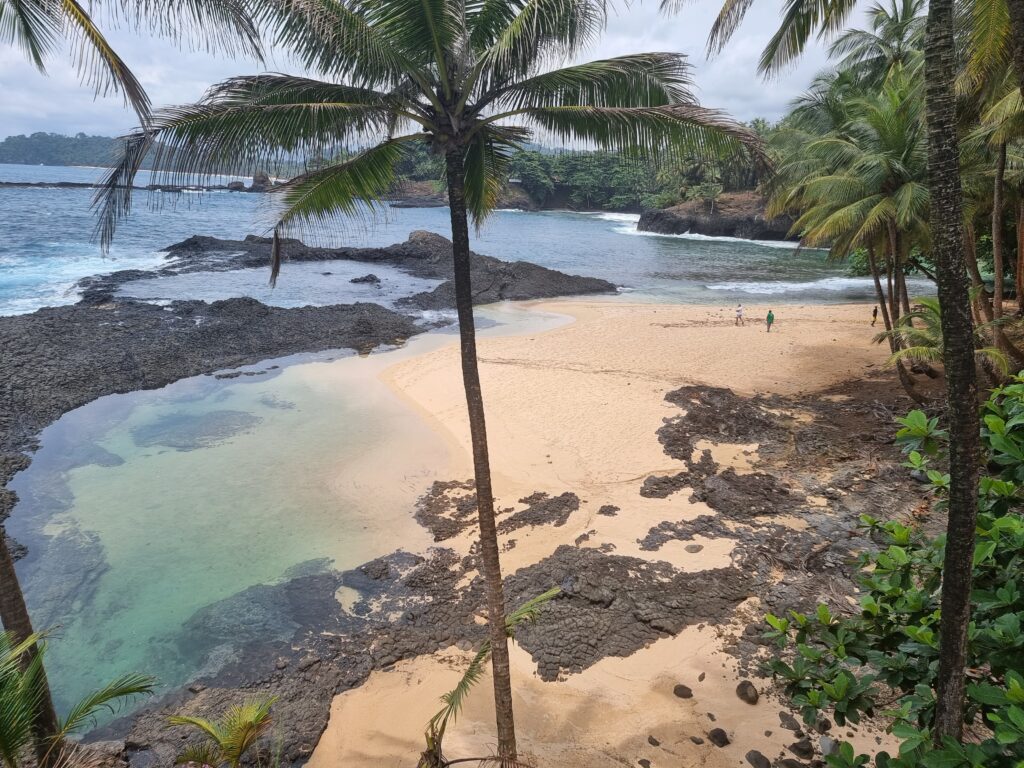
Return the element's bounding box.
[0,133,128,168]
[0,631,154,768]
[169,697,277,768]
[765,383,1024,766]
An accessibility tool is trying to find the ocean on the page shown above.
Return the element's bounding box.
[0,162,924,317]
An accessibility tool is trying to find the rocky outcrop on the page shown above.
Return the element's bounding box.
[638,191,795,241]
[2,232,615,527]
[78,230,616,307]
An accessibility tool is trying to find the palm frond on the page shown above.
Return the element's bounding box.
[758,0,859,75]
[477,0,608,86]
[0,0,61,69]
[269,136,418,284]
[513,105,767,167]
[489,52,695,111]
[218,698,276,764]
[58,674,156,739]
[463,126,528,224]
[254,0,422,87]
[168,714,229,745]
[61,0,152,124]
[173,741,221,767]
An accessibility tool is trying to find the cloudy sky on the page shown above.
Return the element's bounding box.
[0,0,846,139]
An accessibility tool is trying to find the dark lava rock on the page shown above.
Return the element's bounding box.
[673,684,693,699]
[685,543,704,553]
[707,729,730,747]
[647,735,660,747]
[597,504,620,517]
[350,273,381,285]
[736,679,760,704]
[815,717,832,733]
[745,749,771,768]
[637,192,794,241]
[508,546,752,681]
[689,736,705,745]
[789,738,815,759]
[497,491,579,533]
[780,711,802,731]
[226,181,246,191]
[638,760,651,768]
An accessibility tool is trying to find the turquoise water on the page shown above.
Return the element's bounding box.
[0,162,932,314]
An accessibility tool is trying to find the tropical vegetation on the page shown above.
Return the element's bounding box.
[91,0,763,761]
[168,698,277,768]
[0,631,153,768]
[765,380,1024,766]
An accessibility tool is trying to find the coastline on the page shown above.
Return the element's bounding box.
[5,278,922,765]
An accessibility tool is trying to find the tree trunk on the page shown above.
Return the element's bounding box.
[1016,201,1024,316]
[994,142,1008,321]
[868,246,895,344]
[0,526,61,763]
[869,247,926,402]
[924,0,983,743]
[443,149,517,761]
[965,221,994,323]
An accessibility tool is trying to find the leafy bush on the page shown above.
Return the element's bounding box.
[765,378,1024,767]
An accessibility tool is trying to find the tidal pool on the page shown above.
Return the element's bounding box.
[7,303,569,716]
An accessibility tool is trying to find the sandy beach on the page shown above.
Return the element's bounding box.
[307,298,893,768]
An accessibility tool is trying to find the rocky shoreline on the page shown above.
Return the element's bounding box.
[0,231,615,529]
[84,373,919,768]
[638,191,796,241]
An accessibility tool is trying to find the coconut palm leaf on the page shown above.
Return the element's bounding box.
[169,697,276,768]
[0,632,47,768]
[4,0,263,124]
[0,0,61,69]
[425,588,561,753]
[268,136,417,282]
[57,674,155,740]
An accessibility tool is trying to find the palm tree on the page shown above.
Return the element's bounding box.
[94,1,764,758]
[667,0,982,743]
[0,528,58,766]
[874,296,1009,383]
[0,630,154,768]
[168,698,276,768]
[827,0,925,85]
[768,71,930,400]
[0,0,261,124]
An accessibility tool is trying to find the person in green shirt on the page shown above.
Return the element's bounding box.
[766,309,775,333]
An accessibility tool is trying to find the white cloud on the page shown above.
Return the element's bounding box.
[0,0,853,138]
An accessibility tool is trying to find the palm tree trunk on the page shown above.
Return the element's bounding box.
[993,142,1008,321]
[924,0,983,743]
[868,246,895,343]
[869,247,926,402]
[443,148,517,761]
[965,220,994,323]
[1016,201,1024,316]
[0,526,61,763]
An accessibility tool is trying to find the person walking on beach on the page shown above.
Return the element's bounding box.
[872,306,878,326]
[766,309,774,333]
[735,303,744,326]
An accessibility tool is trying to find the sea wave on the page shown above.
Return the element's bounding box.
[705,277,877,294]
[613,225,806,250]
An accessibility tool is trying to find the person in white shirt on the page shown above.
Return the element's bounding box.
[735,303,745,326]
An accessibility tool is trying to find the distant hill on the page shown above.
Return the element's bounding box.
[0,133,152,168]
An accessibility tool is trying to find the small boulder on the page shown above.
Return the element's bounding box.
[689,736,704,745]
[673,684,693,699]
[707,728,730,747]
[789,739,815,760]
[226,180,246,191]
[647,736,660,747]
[745,750,771,768]
[638,760,651,768]
[736,680,759,704]
[350,273,382,285]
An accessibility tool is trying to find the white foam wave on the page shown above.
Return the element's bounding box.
[613,224,805,250]
[706,277,876,295]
